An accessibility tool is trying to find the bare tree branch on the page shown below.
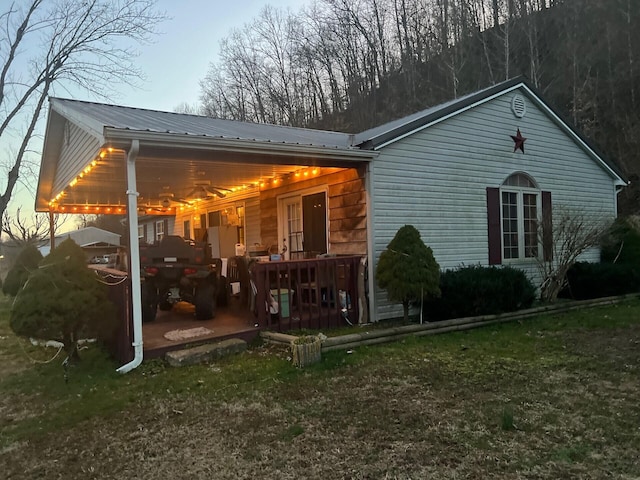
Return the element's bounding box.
[0,0,166,222]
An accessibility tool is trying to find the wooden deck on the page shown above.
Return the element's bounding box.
[142,300,260,359]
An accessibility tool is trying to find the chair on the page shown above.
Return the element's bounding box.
[227,256,251,307]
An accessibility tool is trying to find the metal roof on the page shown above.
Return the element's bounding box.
[50,98,354,149]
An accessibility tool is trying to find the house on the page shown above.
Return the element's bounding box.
[137,215,175,244]
[39,226,122,259]
[35,77,626,370]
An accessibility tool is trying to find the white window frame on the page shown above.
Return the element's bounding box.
[500,173,541,262]
[137,225,144,240]
[155,220,165,242]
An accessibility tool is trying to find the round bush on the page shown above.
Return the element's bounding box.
[561,261,640,300]
[427,265,536,320]
[10,239,116,360]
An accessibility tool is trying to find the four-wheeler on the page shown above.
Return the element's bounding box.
[139,235,220,322]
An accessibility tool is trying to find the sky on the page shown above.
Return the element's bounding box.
[115,0,306,111]
[3,0,309,232]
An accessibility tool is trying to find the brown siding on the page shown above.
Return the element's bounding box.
[260,166,367,255]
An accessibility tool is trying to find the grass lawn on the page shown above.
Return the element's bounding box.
[1,294,639,479]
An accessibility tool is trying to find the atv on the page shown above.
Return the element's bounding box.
[139,235,220,322]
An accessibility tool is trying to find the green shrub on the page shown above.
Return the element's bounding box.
[10,239,116,361]
[376,225,440,322]
[561,261,640,300]
[427,265,536,320]
[601,216,640,266]
[2,244,43,296]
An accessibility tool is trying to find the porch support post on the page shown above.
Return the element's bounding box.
[365,161,377,323]
[49,210,56,251]
[117,140,143,373]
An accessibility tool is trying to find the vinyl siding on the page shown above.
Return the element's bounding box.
[371,87,619,320]
[53,120,101,194]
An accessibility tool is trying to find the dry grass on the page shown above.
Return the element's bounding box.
[1,296,640,479]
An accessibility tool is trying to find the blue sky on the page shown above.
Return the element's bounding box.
[4,0,308,225]
[115,0,306,111]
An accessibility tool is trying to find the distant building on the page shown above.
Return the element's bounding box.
[39,226,122,260]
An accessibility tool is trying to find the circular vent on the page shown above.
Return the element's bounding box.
[511,94,526,118]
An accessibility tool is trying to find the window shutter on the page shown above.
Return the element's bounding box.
[542,191,553,261]
[164,219,169,236]
[143,224,147,242]
[487,187,501,265]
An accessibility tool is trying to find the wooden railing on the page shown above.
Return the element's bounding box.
[91,267,134,364]
[251,255,363,331]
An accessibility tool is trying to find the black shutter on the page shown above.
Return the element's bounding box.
[542,191,552,261]
[487,187,502,265]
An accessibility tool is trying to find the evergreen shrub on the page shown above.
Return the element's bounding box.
[601,217,640,267]
[376,225,440,322]
[2,244,43,296]
[427,265,536,320]
[561,261,640,300]
[10,238,116,360]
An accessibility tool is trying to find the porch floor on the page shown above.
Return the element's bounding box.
[143,300,260,359]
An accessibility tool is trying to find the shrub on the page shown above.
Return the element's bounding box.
[561,261,640,300]
[601,216,640,267]
[376,225,440,322]
[2,244,43,296]
[427,265,536,320]
[10,238,116,361]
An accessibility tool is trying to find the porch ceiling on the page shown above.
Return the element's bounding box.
[36,103,375,215]
[52,148,316,215]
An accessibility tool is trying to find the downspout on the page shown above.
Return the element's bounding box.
[117,140,143,373]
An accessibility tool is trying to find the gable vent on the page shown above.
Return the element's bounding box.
[511,94,526,118]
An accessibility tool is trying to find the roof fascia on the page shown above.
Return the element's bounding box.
[369,80,524,150]
[49,98,106,144]
[518,83,627,185]
[103,127,377,162]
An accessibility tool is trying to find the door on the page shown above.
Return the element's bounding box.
[280,190,327,259]
[302,192,327,257]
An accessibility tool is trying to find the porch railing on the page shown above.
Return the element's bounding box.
[92,267,134,364]
[250,255,363,331]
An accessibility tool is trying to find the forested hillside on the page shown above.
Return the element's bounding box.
[198,0,640,213]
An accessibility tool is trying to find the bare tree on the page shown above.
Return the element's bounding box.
[537,206,612,303]
[0,0,165,222]
[1,207,67,247]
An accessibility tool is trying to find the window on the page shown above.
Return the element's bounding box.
[137,225,144,240]
[487,174,551,265]
[501,173,540,260]
[155,220,165,241]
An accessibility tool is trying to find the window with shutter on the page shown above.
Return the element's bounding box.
[487,173,552,263]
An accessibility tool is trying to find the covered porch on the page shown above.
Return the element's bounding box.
[37,98,376,368]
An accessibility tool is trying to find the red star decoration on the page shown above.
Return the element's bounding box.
[511,128,526,153]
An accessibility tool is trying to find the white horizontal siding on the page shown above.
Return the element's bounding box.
[53,121,101,194]
[371,88,618,321]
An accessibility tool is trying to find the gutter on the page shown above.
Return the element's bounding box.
[103,128,378,161]
[117,140,143,373]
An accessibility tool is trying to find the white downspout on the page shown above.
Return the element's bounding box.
[117,140,143,373]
